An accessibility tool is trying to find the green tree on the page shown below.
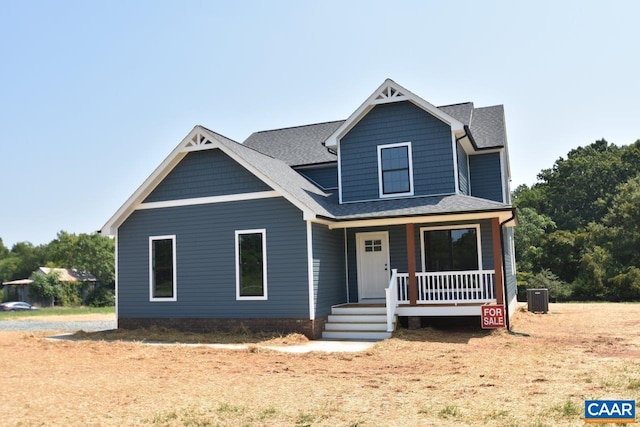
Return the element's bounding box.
[48,231,115,286]
[5,242,47,282]
[601,174,640,267]
[513,207,555,273]
[534,139,626,230]
[0,238,9,259]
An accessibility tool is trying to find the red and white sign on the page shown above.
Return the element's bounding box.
[481,304,505,329]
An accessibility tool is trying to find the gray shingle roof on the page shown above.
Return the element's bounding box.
[202,127,511,220]
[199,127,510,221]
[469,105,505,149]
[319,193,510,220]
[200,126,335,217]
[243,103,505,166]
[243,121,344,166]
[439,103,474,126]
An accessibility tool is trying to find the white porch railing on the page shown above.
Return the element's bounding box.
[395,270,496,304]
[384,269,399,332]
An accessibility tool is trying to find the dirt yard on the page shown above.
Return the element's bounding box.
[1,303,639,426]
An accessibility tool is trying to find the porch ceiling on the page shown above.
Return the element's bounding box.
[323,208,516,229]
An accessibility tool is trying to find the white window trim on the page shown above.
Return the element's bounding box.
[377,142,414,198]
[419,224,483,272]
[235,229,268,301]
[149,235,177,302]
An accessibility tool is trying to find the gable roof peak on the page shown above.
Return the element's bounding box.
[325,79,464,148]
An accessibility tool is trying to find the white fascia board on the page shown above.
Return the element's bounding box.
[324,79,465,148]
[326,210,516,230]
[137,191,280,210]
[101,126,203,235]
[101,125,318,235]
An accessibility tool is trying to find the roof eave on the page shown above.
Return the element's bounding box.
[101,126,324,235]
[320,207,516,229]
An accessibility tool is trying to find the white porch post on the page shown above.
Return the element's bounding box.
[306,221,315,320]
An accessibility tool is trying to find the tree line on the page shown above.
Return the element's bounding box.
[0,231,114,305]
[514,138,640,301]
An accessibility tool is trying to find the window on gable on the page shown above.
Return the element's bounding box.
[422,226,481,272]
[235,229,268,300]
[149,235,177,301]
[378,142,414,197]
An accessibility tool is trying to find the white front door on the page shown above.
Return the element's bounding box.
[356,232,390,300]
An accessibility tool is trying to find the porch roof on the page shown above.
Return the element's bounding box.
[315,193,515,228]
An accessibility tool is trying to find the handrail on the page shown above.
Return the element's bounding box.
[396,270,496,304]
[385,269,398,332]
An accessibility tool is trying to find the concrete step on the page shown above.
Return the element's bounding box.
[322,330,392,341]
[324,322,389,332]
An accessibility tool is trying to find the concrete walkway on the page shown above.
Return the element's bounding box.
[46,334,376,353]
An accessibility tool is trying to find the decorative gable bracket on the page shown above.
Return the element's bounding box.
[183,132,216,151]
[374,85,408,104]
[324,79,465,149]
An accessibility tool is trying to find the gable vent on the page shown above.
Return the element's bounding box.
[375,86,406,101]
[184,132,214,148]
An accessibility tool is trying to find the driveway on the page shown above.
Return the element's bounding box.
[0,319,116,333]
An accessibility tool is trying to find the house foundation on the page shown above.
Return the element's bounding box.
[118,316,328,340]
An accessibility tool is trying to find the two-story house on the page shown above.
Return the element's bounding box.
[101,79,517,340]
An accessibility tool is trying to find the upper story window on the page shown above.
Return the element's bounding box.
[377,142,414,198]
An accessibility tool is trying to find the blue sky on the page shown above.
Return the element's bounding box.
[1,1,638,248]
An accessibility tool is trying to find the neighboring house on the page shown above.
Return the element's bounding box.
[2,267,97,306]
[101,79,517,340]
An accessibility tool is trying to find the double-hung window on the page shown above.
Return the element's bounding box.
[377,142,414,197]
[235,229,267,300]
[149,235,177,301]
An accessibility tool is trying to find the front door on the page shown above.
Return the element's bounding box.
[356,232,390,300]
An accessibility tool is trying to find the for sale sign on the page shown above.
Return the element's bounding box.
[481,304,505,329]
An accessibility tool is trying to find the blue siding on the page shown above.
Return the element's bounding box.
[340,101,456,202]
[312,224,346,316]
[469,153,504,202]
[345,220,495,301]
[144,149,272,203]
[457,142,469,195]
[295,164,338,189]
[117,197,310,319]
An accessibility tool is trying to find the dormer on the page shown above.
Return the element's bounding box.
[324,79,467,204]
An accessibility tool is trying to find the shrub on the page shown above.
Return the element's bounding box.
[519,269,572,302]
[56,282,82,306]
[29,272,59,305]
[85,285,115,307]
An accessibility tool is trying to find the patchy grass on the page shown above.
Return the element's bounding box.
[73,326,309,345]
[0,303,639,426]
[0,305,114,320]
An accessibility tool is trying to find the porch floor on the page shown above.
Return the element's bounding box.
[334,301,493,317]
[335,302,489,308]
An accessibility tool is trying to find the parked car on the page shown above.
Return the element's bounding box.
[0,302,39,311]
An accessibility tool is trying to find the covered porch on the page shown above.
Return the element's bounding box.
[328,210,516,333]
